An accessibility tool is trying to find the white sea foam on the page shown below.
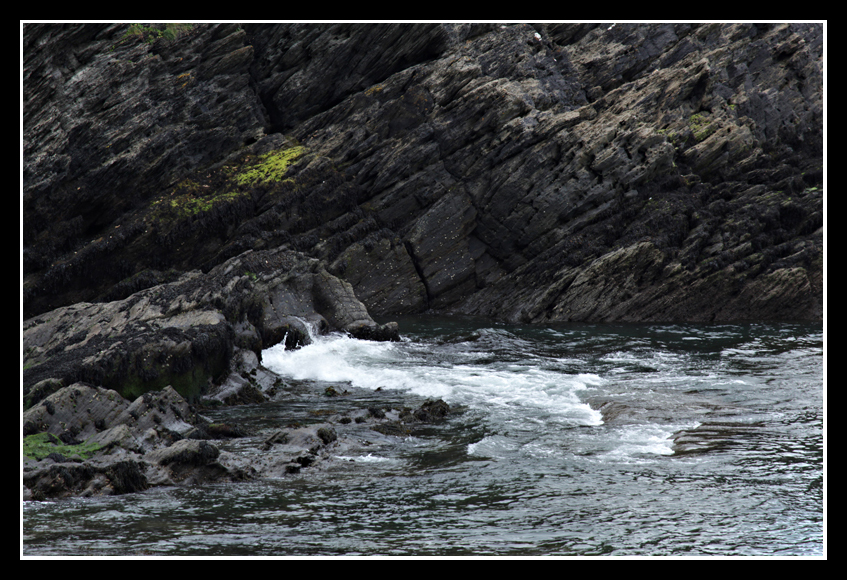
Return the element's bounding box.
[596,422,701,460]
[335,453,395,463]
[263,332,604,426]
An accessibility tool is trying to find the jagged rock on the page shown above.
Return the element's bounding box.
[23,246,398,402]
[23,384,139,443]
[254,424,340,477]
[21,382,251,499]
[24,23,821,325]
[280,23,822,323]
[23,458,149,500]
[23,384,206,455]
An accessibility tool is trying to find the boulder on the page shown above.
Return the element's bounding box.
[21,382,251,499]
[23,246,398,402]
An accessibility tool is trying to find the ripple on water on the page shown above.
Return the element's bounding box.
[22,321,823,556]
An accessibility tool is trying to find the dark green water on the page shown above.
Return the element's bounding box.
[22,319,824,557]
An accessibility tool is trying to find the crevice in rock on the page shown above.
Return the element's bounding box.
[403,239,432,309]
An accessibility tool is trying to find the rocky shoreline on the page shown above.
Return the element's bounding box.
[23,23,823,499]
[23,378,452,500]
[24,246,399,406]
[23,245,410,499]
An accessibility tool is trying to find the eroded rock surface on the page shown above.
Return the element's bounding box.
[24,23,822,325]
[23,383,240,499]
[23,246,398,404]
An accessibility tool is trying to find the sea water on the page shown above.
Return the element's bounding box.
[22,317,824,557]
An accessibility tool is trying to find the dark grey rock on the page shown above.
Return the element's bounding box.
[24,23,822,326]
[22,382,254,499]
[23,246,399,402]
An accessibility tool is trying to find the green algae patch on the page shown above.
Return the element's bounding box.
[150,178,249,221]
[23,432,102,461]
[168,190,247,218]
[148,144,307,223]
[689,112,718,143]
[235,146,307,187]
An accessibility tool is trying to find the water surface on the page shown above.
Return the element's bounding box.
[22,318,824,556]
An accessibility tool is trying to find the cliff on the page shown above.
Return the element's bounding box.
[21,22,825,500]
[23,23,823,327]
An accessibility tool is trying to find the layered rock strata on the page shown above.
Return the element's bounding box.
[24,23,823,325]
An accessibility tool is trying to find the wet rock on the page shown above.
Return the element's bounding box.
[371,422,412,437]
[317,426,338,445]
[22,383,251,498]
[411,399,451,423]
[261,430,289,450]
[23,246,399,402]
[145,439,220,467]
[23,458,149,500]
[368,406,386,419]
[203,422,254,439]
[202,349,272,406]
[252,424,341,477]
[355,399,452,437]
[143,439,233,486]
[594,401,632,423]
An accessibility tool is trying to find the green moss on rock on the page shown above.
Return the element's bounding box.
[235,146,307,187]
[689,112,718,142]
[23,432,102,461]
[147,144,307,226]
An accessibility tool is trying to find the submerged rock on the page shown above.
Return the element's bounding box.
[670,422,762,455]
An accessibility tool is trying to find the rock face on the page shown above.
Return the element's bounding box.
[23,246,399,404]
[22,22,823,499]
[24,23,823,326]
